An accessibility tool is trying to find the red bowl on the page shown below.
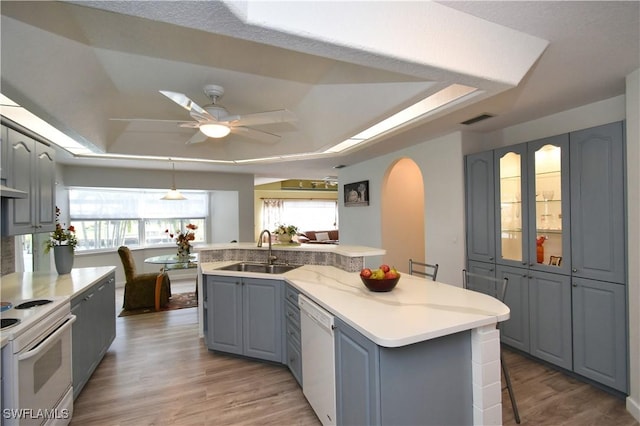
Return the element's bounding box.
[360,275,400,292]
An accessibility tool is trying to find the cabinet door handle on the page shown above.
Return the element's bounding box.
[572,282,578,287]
[572,268,577,273]
[489,257,494,261]
[489,269,494,272]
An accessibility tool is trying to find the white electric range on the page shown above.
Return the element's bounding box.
[1,295,74,426]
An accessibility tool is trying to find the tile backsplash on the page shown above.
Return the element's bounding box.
[199,248,364,272]
[1,236,16,276]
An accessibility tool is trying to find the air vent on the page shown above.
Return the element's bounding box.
[461,114,495,125]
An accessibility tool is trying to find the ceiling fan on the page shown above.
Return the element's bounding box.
[117,84,296,145]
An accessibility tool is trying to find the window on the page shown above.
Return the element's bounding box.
[69,188,207,251]
[262,199,338,232]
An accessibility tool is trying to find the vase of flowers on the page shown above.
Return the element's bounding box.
[45,207,78,274]
[274,224,298,244]
[166,224,198,260]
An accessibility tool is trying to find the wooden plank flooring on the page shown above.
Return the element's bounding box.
[71,280,638,425]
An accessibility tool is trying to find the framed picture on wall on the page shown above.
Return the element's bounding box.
[344,180,369,207]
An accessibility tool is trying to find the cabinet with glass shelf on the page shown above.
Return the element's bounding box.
[493,135,570,275]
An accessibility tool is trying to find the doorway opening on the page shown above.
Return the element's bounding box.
[381,158,425,273]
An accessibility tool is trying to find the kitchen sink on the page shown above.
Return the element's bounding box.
[217,262,302,274]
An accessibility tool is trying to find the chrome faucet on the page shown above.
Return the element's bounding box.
[257,229,277,265]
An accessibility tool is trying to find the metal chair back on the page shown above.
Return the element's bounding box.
[409,259,439,281]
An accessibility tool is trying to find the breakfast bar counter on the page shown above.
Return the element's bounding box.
[200,262,509,425]
[201,262,509,347]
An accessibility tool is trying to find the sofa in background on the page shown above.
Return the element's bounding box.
[297,230,339,244]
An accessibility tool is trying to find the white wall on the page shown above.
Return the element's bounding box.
[340,132,467,286]
[625,68,640,421]
[210,191,240,243]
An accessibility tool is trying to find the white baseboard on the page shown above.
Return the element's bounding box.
[627,396,640,422]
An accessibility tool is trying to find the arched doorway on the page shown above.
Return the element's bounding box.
[381,158,425,273]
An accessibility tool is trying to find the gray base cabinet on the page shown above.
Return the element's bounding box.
[204,275,283,363]
[284,285,302,386]
[495,265,530,352]
[572,277,627,392]
[334,317,472,426]
[528,270,573,370]
[71,271,116,399]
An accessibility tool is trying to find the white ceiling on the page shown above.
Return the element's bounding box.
[1,1,638,183]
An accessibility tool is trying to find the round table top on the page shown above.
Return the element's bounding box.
[144,253,199,265]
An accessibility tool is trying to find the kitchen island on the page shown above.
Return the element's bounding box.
[200,261,509,425]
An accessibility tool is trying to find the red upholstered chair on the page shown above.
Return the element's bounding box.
[117,246,171,310]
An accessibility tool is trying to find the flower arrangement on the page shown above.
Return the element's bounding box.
[273,223,298,237]
[166,223,198,257]
[44,207,78,253]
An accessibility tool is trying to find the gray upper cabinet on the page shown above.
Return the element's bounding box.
[570,122,625,284]
[2,127,56,235]
[465,151,495,263]
[204,275,283,363]
[1,125,7,181]
[526,134,571,275]
[494,144,529,268]
[572,277,627,393]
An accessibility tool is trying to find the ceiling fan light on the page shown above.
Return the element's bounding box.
[200,123,231,138]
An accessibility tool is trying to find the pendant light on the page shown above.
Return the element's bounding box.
[161,162,187,200]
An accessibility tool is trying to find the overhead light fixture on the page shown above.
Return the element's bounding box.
[161,162,187,200]
[200,123,231,138]
[324,84,480,153]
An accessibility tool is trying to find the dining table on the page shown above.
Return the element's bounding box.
[144,253,199,310]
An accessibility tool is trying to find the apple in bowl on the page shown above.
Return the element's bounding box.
[360,265,400,292]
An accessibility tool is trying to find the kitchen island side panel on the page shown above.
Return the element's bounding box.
[379,330,472,426]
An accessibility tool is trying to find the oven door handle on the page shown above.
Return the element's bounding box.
[17,315,76,362]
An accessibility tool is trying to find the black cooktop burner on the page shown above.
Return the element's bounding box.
[14,299,53,309]
[1,318,20,329]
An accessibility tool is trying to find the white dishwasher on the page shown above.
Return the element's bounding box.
[298,294,336,426]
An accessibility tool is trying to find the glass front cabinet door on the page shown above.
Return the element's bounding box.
[495,144,528,267]
[527,134,571,275]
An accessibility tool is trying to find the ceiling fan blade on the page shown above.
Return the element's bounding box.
[231,126,281,143]
[110,118,189,123]
[178,121,201,129]
[159,90,213,122]
[221,109,296,127]
[185,131,208,145]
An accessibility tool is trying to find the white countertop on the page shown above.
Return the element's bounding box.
[195,242,385,257]
[200,262,509,348]
[0,267,116,301]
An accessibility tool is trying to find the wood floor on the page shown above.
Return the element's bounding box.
[71,279,638,426]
